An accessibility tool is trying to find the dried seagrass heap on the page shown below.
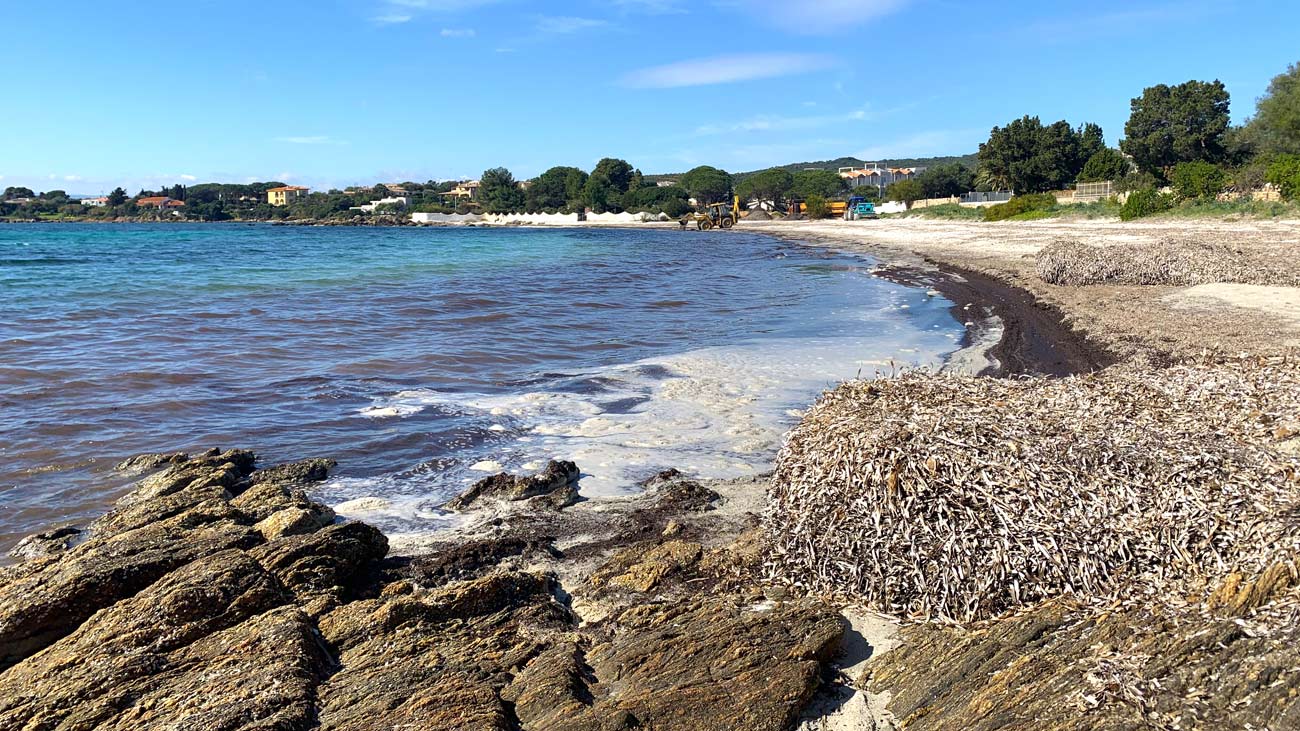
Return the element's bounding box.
[762,357,1300,622]
[1036,237,1300,287]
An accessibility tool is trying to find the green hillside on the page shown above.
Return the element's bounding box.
[645,153,979,183]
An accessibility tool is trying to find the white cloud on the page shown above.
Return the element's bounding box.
[622,53,835,89]
[63,175,84,182]
[373,0,500,25]
[440,27,476,36]
[695,105,881,135]
[179,174,198,181]
[536,16,607,34]
[718,0,910,33]
[274,136,347,145]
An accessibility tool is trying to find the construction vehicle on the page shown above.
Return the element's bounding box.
[843,196,877,220]
[682,196,740,230]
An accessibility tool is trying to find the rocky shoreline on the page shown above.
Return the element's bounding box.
[4,220,1298,729]
[0,449,849,730]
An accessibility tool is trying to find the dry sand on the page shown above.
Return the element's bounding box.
[746,217,1300,364]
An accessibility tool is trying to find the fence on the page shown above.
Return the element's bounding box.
[1073,181,1113,202]
[960,191,1013,204]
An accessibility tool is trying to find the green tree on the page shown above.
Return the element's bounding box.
[803,194,830,219]
[736,168,794,206]
[790,169,846,199]
[623,185,690,216]
[528,166,588,210]
[107,187,128,206]
[886,179,925,207]
[680,165,733,204]
[1169,161,1226,199]
[3,186,35,199]
[1245,62,1300,155]
[591,158,636,194]
[915,163,973,198]
[478,167,526,213]
[1121,80,1230,176]
[581,176,613,212]
[1077,148,1131,182]
[978,116,1100,193]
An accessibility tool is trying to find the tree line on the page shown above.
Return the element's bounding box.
[6,60,1298,222]
[971,60,1300,207]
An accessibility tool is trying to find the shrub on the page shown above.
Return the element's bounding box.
[983,193,1058,221]
[1119,188,1174,220]
[886,179,925,207]
[1115,169,1159,193]
[804,194,830,219]
[1265,154,1300,200]
[1169,161,1226,200]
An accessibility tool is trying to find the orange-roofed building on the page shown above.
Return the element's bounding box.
[267,186,309,206]
[136,196,184,209]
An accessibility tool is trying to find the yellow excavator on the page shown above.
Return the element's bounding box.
[682,196,741,230]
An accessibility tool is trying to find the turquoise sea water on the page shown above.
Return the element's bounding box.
[0,224,965,552]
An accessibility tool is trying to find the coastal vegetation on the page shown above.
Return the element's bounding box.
[5,61,1299,226]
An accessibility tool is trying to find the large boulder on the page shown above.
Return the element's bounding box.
[445,459,580,510]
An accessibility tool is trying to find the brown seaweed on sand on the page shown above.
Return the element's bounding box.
[1036,237,1300,287]
[762,356,1300,622]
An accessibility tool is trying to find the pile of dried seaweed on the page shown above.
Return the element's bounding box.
[1036,237,1300,287]
[762,356,1300,622]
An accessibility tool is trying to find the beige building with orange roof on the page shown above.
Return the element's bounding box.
[267,185,309,206]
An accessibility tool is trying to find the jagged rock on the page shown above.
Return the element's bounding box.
[866,596,1300,731]
[445,459,580,510]
[0,450,852,730]
[316,571,569,730]
[640,468,721,512]
[0,505,262,669]
[591,539,705,593]
[0,550,295,728]
[246,457,337,487]
[255,506,331,540]
[251,521,388,602]
[6,525,81,560]
[521,598,844,731]
[114,451,189,473]
[392,535,560,587]
[93,448,257,535]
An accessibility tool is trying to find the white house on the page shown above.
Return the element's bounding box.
[80,196,109,207]
[353,196,410,213]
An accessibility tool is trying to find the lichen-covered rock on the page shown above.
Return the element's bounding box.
[0,508,262,669]
[865,596,1300,731]
[0,550,297,729]
[591,539,705,593]
[537,598,844,731]
[316,571,568,731]
[0,451,850,731]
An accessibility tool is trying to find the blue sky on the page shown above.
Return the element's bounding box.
[2,0,1297,194]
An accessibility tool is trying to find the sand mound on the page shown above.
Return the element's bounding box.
[763,357,1300,622]
[745,208,772,221]
[1037,238,1300,287]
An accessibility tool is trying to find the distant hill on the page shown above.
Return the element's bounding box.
[645,153,978,183]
